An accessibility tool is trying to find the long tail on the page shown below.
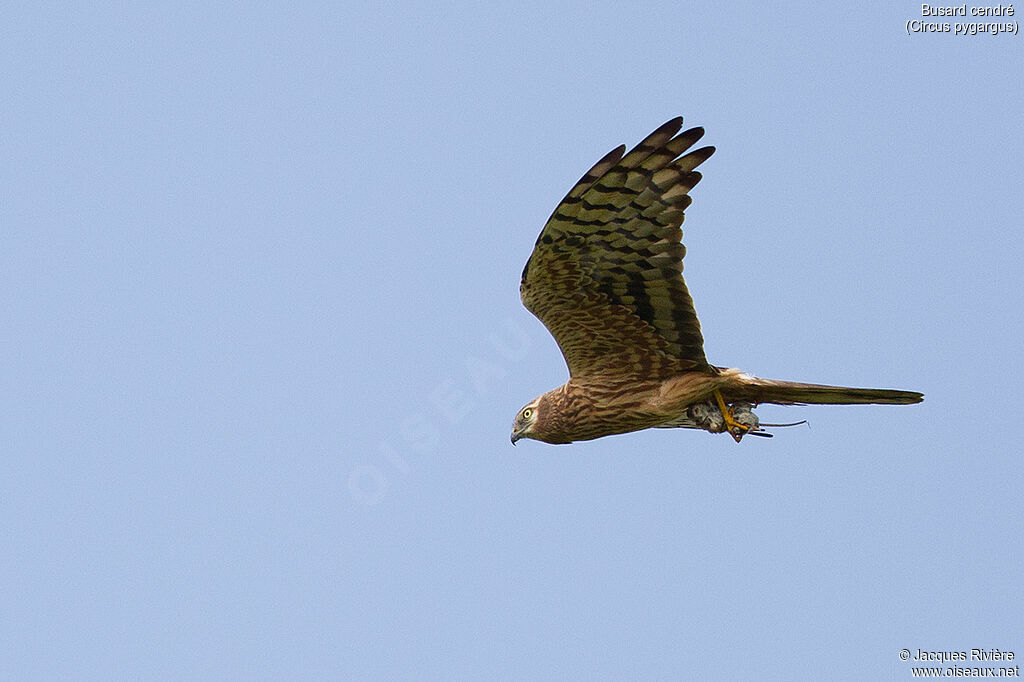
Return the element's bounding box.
[730,376,923,406]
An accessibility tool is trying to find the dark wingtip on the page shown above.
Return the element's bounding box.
[653,117,685,137]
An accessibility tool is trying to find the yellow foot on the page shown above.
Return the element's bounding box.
[714,389,750,443]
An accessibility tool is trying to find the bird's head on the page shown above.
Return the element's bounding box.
[510,390,573,445]
[510,398,541,445]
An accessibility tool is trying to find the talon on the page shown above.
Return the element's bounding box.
[714,389,751,443]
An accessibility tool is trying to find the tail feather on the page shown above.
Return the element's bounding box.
[733,377,923,406]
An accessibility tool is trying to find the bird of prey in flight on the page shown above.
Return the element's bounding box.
[511,117,922,445]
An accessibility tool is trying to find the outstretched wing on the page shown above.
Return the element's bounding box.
[520,117,715,379]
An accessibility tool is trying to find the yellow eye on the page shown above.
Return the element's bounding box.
[522,408,532,419]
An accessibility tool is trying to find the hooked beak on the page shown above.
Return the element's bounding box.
[510,431,521,446]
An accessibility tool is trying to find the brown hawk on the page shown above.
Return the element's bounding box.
[511,117,922,445]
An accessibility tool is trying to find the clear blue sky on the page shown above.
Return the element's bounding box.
[3,2,1022,679]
